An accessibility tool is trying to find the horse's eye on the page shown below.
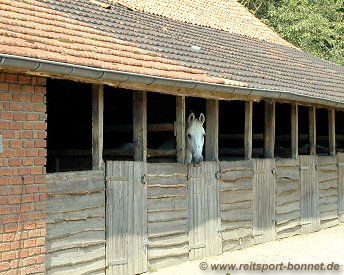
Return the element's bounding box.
[187,133,192,139]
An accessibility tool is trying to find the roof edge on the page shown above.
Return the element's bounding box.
[0,54,343,109]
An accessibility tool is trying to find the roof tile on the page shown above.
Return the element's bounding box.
[0,0,343,105]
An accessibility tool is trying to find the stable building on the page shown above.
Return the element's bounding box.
[0,0,344,274]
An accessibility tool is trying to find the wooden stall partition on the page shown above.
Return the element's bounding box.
[317,156,339,229]
[299,155,320,233]
[253,159,276,244]
[338,153,344,222]
[219,160,254,252]
[275,159,301,239]
[45,170,106,274]
[105,161,147,275]
[146,163,188,268]
[188,162,222,260]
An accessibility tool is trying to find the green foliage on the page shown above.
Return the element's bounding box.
[239,0,344,66]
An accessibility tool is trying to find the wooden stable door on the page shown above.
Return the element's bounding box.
[339,153,344,223]
[299,156,320,233]
[105,161,147,275]
[188,162,222,260]
[253,159,276,244]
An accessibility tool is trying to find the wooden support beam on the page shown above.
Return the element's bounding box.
[328,109,336,156]
[291,104,298,159]
[245,101,253,160]
[309,106,316,155]
[176,96,185,163]
[133,91,147,161]
[264,101,275,158]
[205,99,219,161]
[92,84,104,169]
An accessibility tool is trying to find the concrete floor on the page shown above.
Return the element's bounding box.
[144,223,344,275]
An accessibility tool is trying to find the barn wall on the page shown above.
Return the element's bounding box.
[219,160,254,252]
[45,170,106,274]
[146,163,189,268]
[317,156,339,229]
[275,159,301,239]
[0,72,47,274]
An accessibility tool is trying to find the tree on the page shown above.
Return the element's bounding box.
[239,0,344,66]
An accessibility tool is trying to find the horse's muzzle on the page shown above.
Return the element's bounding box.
[192,156,203,166]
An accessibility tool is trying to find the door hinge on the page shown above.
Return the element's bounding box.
[142,174,147,185]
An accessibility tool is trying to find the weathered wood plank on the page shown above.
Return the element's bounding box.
[46,192,105,214]
[300,155,319,233]
[46,244,104,270]
[338,153,344,222]
[264,101,275,158]
[220,170,253,182]
[291,104,298,158]
[220,160,254,171]
[148,234,188,248]
[46,217,104,240]
[147,163,187,176]
[245,101,253,159]
[309,106,316,155]
[92,84,104,169]
[176,96,185,163]
[276,201,300,214]
[253,159,276,243]
[220,189,252,204]
[147,176,187,185]
[318,156,337,166]
[276,158,299,167]
[205,99,219,161]
[328,109,336,156]
[133,91,147,161]
[46,170,104,194]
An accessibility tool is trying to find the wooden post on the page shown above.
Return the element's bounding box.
[309,106,316,155]
[92,84,104,169]
[133,91,147,161]
[176,96,185,163]
[328,109,336,156]
[245,101,253,160]
[264,101,275,158]
[291,104,298,159]
[205,99,219,161]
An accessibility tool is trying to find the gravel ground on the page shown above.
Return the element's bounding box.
[144,223,344,275]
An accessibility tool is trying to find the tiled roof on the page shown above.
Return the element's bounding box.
[0,0,344,105]
[112,0,293,47]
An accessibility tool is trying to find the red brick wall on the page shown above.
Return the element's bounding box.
[0,72,47,274]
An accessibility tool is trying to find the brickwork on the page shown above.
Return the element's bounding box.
[0,72,47,274]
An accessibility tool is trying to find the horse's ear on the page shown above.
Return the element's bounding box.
[187,113,195,124]
[199,113,205,125]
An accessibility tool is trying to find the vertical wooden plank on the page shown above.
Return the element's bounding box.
[253,159,276,244]
[106,161,147,275]
[188,165,206,260]
[300,156,319,233]
[309,106,316,155]
[245,101,253,160]
[205,162,222,256]
[106,161,113,275]
[176,96,186,163]
[338,153,344,222]
[106,161,130,275]
[92,84,104,169]
[205,99,219,161]
[328,109,336,156]
[133,91,147,161]
[264,101,275,158]
[291,104,298,159]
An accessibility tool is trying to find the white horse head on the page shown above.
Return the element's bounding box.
[185,113,205,165]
